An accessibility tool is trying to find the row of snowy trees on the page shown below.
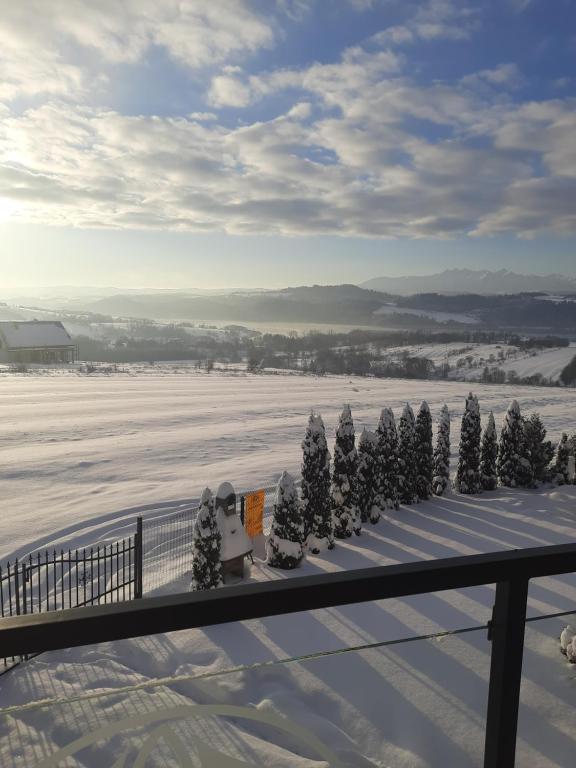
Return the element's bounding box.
[267,401,452,569]
[455,395,572,494]
[191,397,574,585]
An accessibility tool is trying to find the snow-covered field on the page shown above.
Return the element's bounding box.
[1,369,576,766]
[382,342,576,383]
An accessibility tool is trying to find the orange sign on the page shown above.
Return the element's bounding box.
[245,490,265,538]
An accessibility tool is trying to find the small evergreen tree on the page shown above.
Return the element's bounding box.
[455,393,482,494]
[480,411,498,491]
[497,400,526,488]
[267,471,305,569]
[374,407,400,511]
[523,413,554,487]
[552,433,571,485]
[433,405,451,496]
[331,405,359,538]
[190,488,223,591]
[301,412,334,553]
[357,429,379,524]
[415,401,433,500]
[397,404,417,504]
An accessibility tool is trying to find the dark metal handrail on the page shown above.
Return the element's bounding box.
[1,542,576,768]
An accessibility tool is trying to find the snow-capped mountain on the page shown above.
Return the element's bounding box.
[361,269,576,295]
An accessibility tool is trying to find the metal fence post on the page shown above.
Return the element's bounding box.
[240,495,245,526]
[135,517,143,599]
[14,560,20,617]
[484,578,529,768]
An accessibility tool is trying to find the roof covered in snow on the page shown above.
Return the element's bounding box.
[0,321,73,349]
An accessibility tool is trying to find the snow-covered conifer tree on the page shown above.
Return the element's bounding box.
[415,401,433,500]
[455,393,482,494]
[523,413,554,487]
[190,488,223,591]
[374,407,400,511]
[480,411,498,491]
[497,400,526,488]
[397,404,417,504]
[552,433,571,485]
[331,405,359,538]
[301,412,334,553]
[267,471,305,569]
[357,429,379,523]
[433,405,451,496]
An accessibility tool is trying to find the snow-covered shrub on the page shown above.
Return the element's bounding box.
[455,393,481,494]
[560,626,576,663]
[267,471,305,569]
[552,433,571,485]
[415,401,433,501]
[433,404,451,496]
[480,411,498,491]
[190,488,223,591]
[301,412,334,553]
[374,407,400,511]
[357,429,379,524]
[497,400,528,488]
[331,405,360,538]
[522,413,554,486]
[397,403,417,504]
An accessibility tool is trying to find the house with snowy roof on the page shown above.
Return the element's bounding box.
[0,321,76,364]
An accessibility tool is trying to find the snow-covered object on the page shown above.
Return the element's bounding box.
[331,405,360,538]
[190,488,223,591]
[480,411,498,491]
[267,471,305,569]
[301,412,334,553]
[415,401,433,501]
[560,626,575,655]
[215,484,252,561]
[523,413,554,487]
[374,407,400,511]
[357,429,379,523]
[433,404,451,496]
[552,433,571,486]
[0,320,72,349]
[398,403,418,504]
[456,393,482,494]
[497,400,526,488]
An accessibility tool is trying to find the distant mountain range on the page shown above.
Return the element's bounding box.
[361,269,576,295]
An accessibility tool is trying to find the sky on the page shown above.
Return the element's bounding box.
[0,0,575,290]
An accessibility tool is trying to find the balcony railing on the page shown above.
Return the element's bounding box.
[1,542,575,767]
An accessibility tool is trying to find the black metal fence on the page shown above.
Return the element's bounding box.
[1,534,141,672]
[2,542,575,767]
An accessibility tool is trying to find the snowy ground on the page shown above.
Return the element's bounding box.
[1,368,576,560]
[382,342,576,383]
[1,369,576,766]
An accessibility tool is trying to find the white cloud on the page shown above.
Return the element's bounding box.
[208,76,252,108]
[0,0,274,101]
[0,2,573,241]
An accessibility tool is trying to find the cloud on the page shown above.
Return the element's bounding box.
[0,1,274,101]
[0,1,573,241]
[372,0,480,47]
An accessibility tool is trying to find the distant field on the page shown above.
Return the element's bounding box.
[1,368,575,559]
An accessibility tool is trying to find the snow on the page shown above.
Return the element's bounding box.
[0,320,72,349]
[1,369,576,561]
[216,507,252,561]
[1,369,576,765]
[496,344,576,382]
[374,304,479,324]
